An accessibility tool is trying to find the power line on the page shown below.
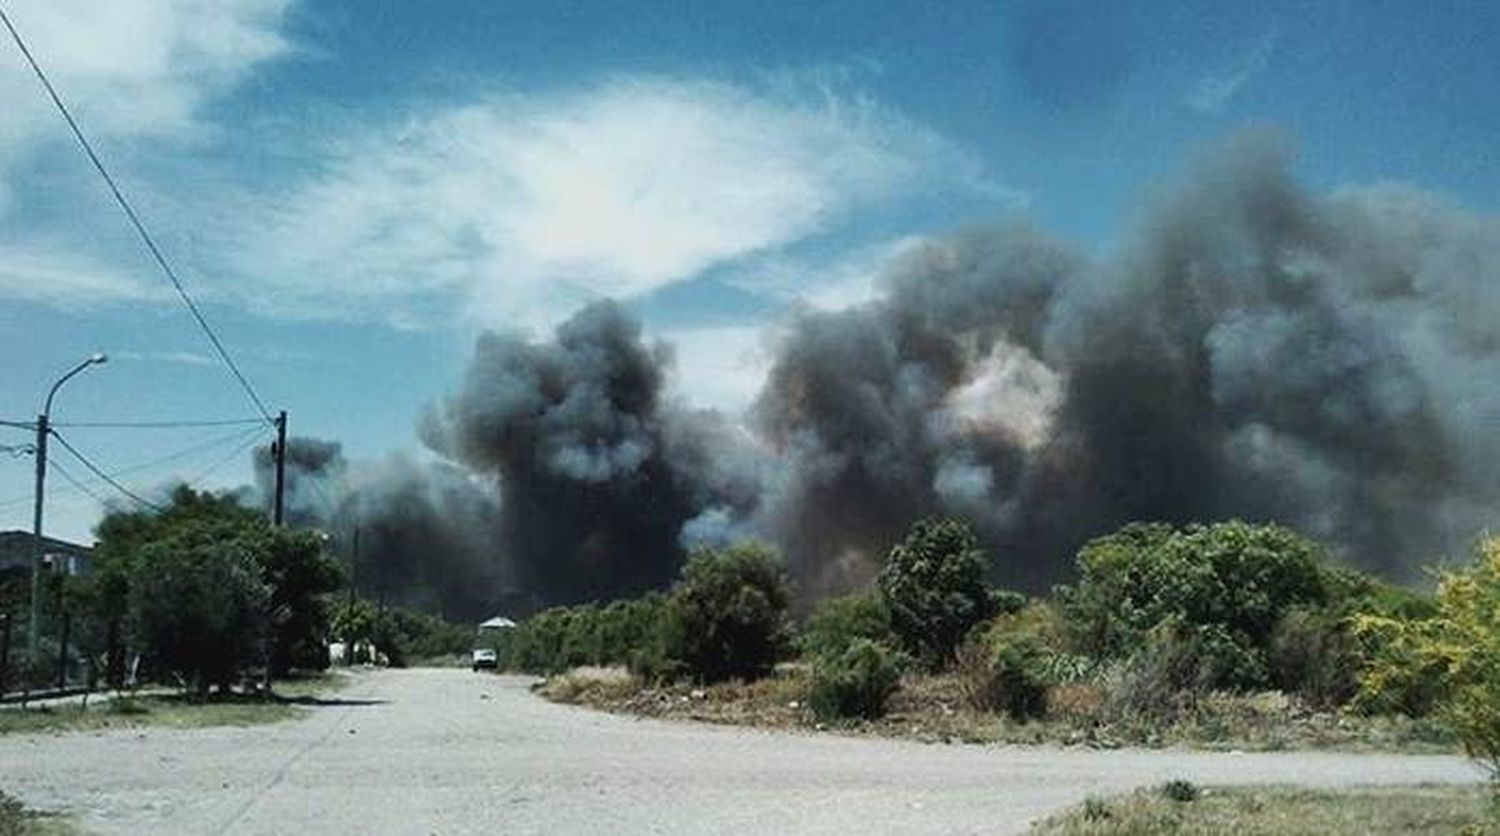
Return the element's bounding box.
[0,424,264,510]
[184,426,273,485]
[49,431,162,511]
[51,418,266,429]
[0,4,276,426]
[48,457,109,505]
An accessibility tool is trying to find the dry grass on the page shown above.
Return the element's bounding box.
[1032,783,1497,835]
[539,666,1460,753]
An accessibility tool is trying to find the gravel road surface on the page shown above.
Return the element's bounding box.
[0,668,1481,835]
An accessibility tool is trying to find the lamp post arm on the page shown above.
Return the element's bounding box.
[42,357,97,418]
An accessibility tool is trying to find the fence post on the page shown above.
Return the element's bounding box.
[56,611,70,690]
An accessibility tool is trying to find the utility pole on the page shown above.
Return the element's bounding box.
[27,412,47,659]
[266,410,287,698]
[346,525,359,665]
[272,410,287,527]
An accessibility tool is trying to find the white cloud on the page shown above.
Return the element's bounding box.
[658,324,774,418]
[0,0,293,310]
[231,77,1008,329]
[0,242,163,306]
[114,349,216,366]
[0,0,292,202]
[1185,33,1276,114]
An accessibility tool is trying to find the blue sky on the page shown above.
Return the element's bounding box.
[0,0,1496,542]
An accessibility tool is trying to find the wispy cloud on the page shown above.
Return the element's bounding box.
[223,76,1014,330]
[1185,33,1277,114]
[113,350,216,367]
[0,7,1009,334]
[0,243,163,306]
[0,0,295,310]
[0,0,293,211]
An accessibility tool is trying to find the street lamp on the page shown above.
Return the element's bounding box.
[27,352,107,660]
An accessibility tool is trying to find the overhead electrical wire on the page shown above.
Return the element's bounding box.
[48,457,110,505]
[0,423,266,510]
[49,431,163,511]
[0,4,276,426]
[184,425,273,485]
[50,417,266,429]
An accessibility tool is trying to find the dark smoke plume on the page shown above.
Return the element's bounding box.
[420,301,758,606]
[254,439,508,620]
[257,131,1500,613]
[756,132,1498,591]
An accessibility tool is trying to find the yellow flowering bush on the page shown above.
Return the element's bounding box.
[1355,537,1500,776]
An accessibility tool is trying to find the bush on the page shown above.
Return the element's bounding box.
[989,589,1028,617]
[506,543,792,684]
[1160,779,1200,803]
[797,591,894,660]
[1355,537,1500,775]
[1268,606,1361,708]
[808,638,902,721]
[1099,620,1265,725]
[878,517,994,670]
[1059,520,1331,690]
[955,631,1050,721]
[660,543,793,683]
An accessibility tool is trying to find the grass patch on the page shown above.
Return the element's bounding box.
[271,670,350,700]
[1031,783,1496,835]
[0,671,349,736]
[0,696,303,735]
[0,789,76,836]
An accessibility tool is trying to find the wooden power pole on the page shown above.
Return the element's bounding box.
[272,410,287,526]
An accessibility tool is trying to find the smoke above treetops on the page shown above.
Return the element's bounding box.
[264,131,1500,618]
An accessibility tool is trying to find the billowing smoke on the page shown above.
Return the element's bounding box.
[420,301,759,605]
[254,439,508,620]
[256,131,1500,613]
[757,132,1498,590]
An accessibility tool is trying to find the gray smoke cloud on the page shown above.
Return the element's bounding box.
[256,130,1500,613]
[420,301,759,606]
[253,439,509,620]
[756,131,1498,591]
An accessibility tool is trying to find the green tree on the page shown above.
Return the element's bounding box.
[128,524,270,695]
[259,529,344,674]
[878,517,994,670]
[90,487,342,689]
[661,542,792,683]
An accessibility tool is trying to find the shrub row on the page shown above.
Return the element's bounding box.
[500,543,792,684]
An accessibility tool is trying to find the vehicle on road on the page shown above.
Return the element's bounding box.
[471,647,498,671]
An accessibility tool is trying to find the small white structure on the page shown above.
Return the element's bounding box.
[478,615,517,630]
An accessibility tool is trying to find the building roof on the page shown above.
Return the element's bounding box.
[0,531,94,571]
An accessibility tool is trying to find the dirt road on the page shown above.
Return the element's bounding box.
[0,668,1480,835]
